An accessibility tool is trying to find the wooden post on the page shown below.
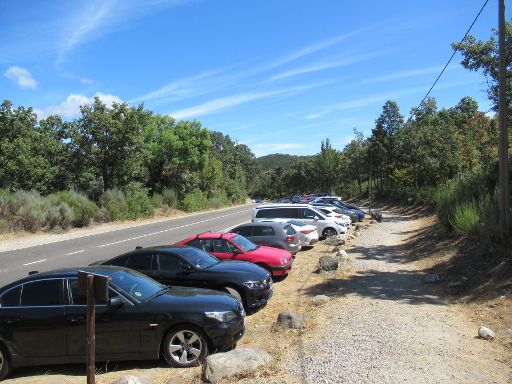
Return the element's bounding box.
[86,274,96,384]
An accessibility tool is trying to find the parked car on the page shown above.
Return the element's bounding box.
[229,221,302,255]
[252,204,347,238]
[309,202,359,223]
[313,206,352,227]
[258,219,319,247]
[178,232,293,278]
[0,266,245,380]
[312,198,365,221]
[93,245,273,310]
[313,196,361,211]
[291,194,304,204]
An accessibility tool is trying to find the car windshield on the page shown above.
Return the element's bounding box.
[109,269,166,302]
[231,234,258,252]
[175,247,219,269]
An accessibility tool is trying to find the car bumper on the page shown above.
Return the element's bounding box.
[244,285,273,308]
[270,261,293,276]
[206,317,245,350]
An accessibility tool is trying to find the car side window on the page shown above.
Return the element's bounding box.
[302,208,318,219]
[0,286,21,307]
[157,254,182,273]
[213,239,233,253]
[21,279,63,307]
[125,253,153,270]
[253,226,275,236]
[232,226,252,237]
[186,239,213,252]
[110,255,129,267]
[68,279,120,305]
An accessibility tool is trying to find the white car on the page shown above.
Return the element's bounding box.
[315,206,352,227]
[259,219,319,247]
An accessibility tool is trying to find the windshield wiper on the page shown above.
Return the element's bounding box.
[147,286,170,300]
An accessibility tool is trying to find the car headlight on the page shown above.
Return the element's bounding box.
[242,280,266,289]
[205,311,238,322]
[280,257,289,265]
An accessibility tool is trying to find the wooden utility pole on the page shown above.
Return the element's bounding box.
[498,0,510,239]
[86,274,96,384]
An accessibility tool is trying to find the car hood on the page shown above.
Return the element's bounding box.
[207,260,269,279]
[151,285,238,310]
[248,245,292,259]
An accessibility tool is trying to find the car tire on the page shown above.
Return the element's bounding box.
[322,227,337,238]
[224,286,243,306]
[0,344,11,381]
[162,325,208,368]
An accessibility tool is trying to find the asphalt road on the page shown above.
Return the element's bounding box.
[0,204,253,287]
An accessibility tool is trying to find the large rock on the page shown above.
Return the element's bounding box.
[276,311,305,329]
[478,326,496,340]
[312,294,330,304]
[336,250,348,258]
[355,223,365,231]
[111,376,142,384]
[202,346,271,384]
[319,255,338,271]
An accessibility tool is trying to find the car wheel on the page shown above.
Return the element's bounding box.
[0,344,11,381]
[322,227,337,238]
[163,325,208,368]
[224,286,243,306]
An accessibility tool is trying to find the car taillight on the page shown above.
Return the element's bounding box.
[335,215,342,218]
[286,235,295,242]
[300,229,312,234]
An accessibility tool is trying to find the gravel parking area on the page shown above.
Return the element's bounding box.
[285,211,510,384]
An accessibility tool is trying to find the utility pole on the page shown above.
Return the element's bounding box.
[369,146,372,215]
[498,0,510,239]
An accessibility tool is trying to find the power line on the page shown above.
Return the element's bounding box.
[407,0,490,121]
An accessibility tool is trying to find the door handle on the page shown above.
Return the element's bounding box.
[67,315,85,323]
[4,317,20,324]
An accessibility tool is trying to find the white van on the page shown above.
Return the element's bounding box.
[252,204,346,238]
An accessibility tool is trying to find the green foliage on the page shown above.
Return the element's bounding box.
[55,191,99,227]
[256,154,313,172]
[124,182,154,219]
[100,188,128,221]
[208,191,229,209]
[181,188,209,212]
[450,201,480,234]
[162,188,178,208]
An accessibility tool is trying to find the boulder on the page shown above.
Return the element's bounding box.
[370,220,377,224]
[423,274,439,283]
[319,255,338,271]
[348,234,356,240]
[276,311,305,329]
[111,376,142,384]
[331,246,341,253]
[478,326,496,340]
[336,250,348,258]
[312,295,330,304]
[355,224,364,231]
[202,346,271,384]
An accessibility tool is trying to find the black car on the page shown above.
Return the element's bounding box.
[0,266,245,380]
[93,245,273,310]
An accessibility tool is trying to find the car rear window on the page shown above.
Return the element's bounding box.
[284,225,296,235]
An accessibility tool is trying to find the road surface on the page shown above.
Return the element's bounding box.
[0,205,253,286]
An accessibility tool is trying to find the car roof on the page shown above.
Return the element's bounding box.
[235,221,288,228]
[185,232,237,240]
[254,203,312,208]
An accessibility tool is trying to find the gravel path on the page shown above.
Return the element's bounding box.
[286,211,510,384]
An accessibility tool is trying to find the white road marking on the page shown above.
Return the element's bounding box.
[66,250,85,255]
[97,210,251,248]
[23,259,47,266]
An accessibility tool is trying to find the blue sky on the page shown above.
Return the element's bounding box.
[0,0,500,157]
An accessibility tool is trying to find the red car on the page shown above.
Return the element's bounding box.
[177,232,293,277]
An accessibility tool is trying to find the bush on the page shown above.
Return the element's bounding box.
[124,182,154,219]
[181,188,209,212]
[151,193,163,208]
[100,189,128,221]
[208,191,229,209]
[162,188,178,208]
[450,201,480,233]
[55,191,99,227]
[16,203,46,233]
[0,218,10,234]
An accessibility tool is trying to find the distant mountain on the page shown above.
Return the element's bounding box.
[257,153,314,171]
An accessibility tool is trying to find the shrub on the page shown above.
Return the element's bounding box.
[162,188,178,208]
[0,189,15,217]
[124,182,154,219]
[100,189,128,221]
[450,201,480,233]
[0,218,11,234]
[151,193,163,208]
[208,191,229,209]
[55,191,99,227]
[16,204,46,233]
[58,203,74,229]
[181,188,209,212]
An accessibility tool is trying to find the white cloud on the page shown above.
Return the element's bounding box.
[42,92,122,118]
[360,65,458,85]
[4,66,37,89]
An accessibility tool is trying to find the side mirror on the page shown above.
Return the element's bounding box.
[181,264,194,273]
[233,248,243,255]
[313,216,319,220]
[108,296,124,307]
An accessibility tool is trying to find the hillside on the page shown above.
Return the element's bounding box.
[257,153,314,171]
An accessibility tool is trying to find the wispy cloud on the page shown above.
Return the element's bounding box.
[169,81,334,120]
[360,65,458,85]
[268,51,386,82]
[4,66,37,89]
[38,92,122,119]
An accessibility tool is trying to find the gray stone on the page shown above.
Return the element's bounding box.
[348,234,356,240]
[111,376,142,384]
[423,274,439,283]
[319,255,338,271]
[355,224,364,231]
[277,311,305,329]
[354,231,362,237]
[336,250,348,258]
[202,346,271,384]
[312,294,331,303]
[478,326,496,340]
[370,220,377,224]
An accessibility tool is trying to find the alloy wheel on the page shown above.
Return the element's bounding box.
[323,228,336,238]
[168,330,203,365]
[0,349,3,372]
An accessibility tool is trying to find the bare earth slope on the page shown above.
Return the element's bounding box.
[286,210,510,384]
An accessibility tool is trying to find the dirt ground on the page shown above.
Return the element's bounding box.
[4,207,511,383]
